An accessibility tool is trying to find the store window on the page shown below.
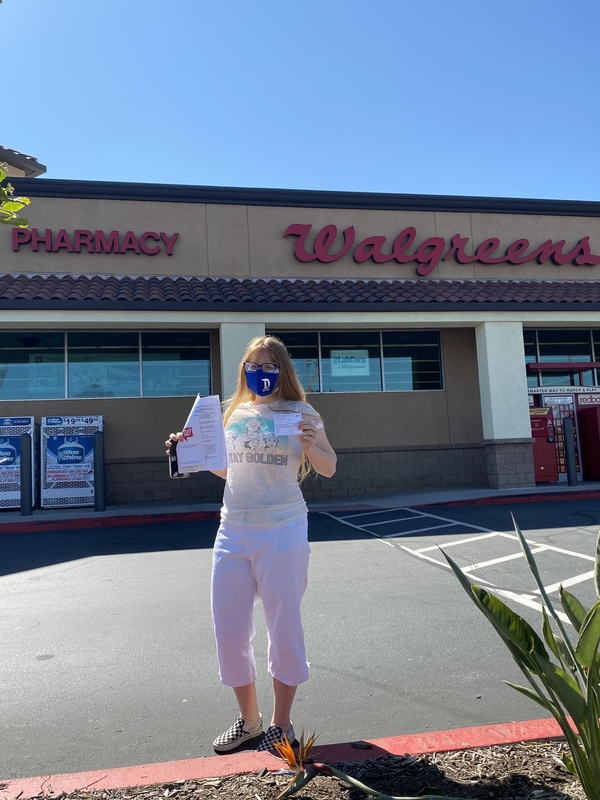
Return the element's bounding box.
[0,331,212,401]
[523,330,539,389]
[0,332,65,400]
[141,332,211,397]
[274,331,320,392]
[320,332,382,393]
[525,330,596,387]
[382,331,442,390]
[271,330,443,393]
[68,332,139,398]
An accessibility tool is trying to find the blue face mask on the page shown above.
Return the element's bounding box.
[245,368,279,397]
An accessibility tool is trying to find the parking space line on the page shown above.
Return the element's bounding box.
[416,532,500,552]
[398,545,496,586]
[464,547,546,572]
[321,512,381,536]
[368,515,444,527]
[382,522,458,538]
[535,570,595,595]
[495,588,570,623]
[338,509,426,521]
[531,544,595,561]
[322,507,596,626]
[408,509,498,534]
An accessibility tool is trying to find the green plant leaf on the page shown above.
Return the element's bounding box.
[442,548,548,670]
[542,607,560,658]
[531,653,587,725]
[512,513,547,592]
[0,168,6,182]
[555,633,578,674]
[575,599,600,669]
[0,214,28,227]
[1,200,26,213]
[472,586,549,660]
[504,680,555,714]
[276,767,315,799]
[561,751,577,776]
[439,547,475,597]
[595,530,600,600]
[5,195,30,207]
[560,586,588,632]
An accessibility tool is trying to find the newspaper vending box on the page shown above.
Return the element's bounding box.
[41,416,103,508]
[0,416,38,509]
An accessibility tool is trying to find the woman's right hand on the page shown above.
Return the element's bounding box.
[165,432,183,456]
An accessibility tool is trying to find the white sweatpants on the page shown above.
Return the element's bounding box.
[211,516,310,688]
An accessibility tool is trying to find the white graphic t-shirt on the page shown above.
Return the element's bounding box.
[221,400,322,526]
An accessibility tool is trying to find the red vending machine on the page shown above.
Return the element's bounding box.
[529,408,559,483]
[577,404,600,480]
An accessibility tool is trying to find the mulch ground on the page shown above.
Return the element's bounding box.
[5,740,585,800]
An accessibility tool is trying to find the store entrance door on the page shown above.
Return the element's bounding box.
[575,393,600,480]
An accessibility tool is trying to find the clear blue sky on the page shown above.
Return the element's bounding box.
[5,0,599,200]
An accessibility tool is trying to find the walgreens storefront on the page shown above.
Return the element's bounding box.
[2,178,600,506]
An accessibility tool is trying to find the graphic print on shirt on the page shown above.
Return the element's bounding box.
[226,415,290,466]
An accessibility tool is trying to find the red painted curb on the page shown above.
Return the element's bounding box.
[0,718,563,799]
[0,511,220,535]
[432,489,600,507]
[2,488,600,536]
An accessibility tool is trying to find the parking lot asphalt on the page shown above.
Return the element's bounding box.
[2,479,600,535]
[2,480,600,798]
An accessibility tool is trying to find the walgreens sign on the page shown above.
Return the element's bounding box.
[12,228,179,256]
[284,223,600,276]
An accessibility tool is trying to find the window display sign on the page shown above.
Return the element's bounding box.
[41,416,103,508]
[331,350,370,376]
[0,416,37,509]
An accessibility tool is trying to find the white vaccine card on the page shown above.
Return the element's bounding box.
[274,413,303,436]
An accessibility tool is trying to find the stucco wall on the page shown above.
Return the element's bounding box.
[2,197,600,282]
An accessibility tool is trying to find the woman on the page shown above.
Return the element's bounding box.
[166,335,337,753]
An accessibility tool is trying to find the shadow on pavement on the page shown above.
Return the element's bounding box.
[0,512,373,577]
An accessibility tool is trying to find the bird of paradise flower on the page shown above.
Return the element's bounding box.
[271,732,470,800]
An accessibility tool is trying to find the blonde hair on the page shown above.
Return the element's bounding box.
[223,335,315,481]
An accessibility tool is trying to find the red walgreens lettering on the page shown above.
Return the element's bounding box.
[284,224,600,275]
[12,228,179,256]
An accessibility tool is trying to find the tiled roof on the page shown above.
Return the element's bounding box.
[2,273,600,311]
[0,147,47,177]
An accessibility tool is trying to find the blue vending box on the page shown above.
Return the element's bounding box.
[41,416,103,508]
[0,417,38,509]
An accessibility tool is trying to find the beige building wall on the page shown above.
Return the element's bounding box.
[2,197,600,282]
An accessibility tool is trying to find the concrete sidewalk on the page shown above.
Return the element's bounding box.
[3,480,600,534]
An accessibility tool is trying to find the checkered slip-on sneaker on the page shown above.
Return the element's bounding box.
[255,723,297,753]
[213,715,264,753]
